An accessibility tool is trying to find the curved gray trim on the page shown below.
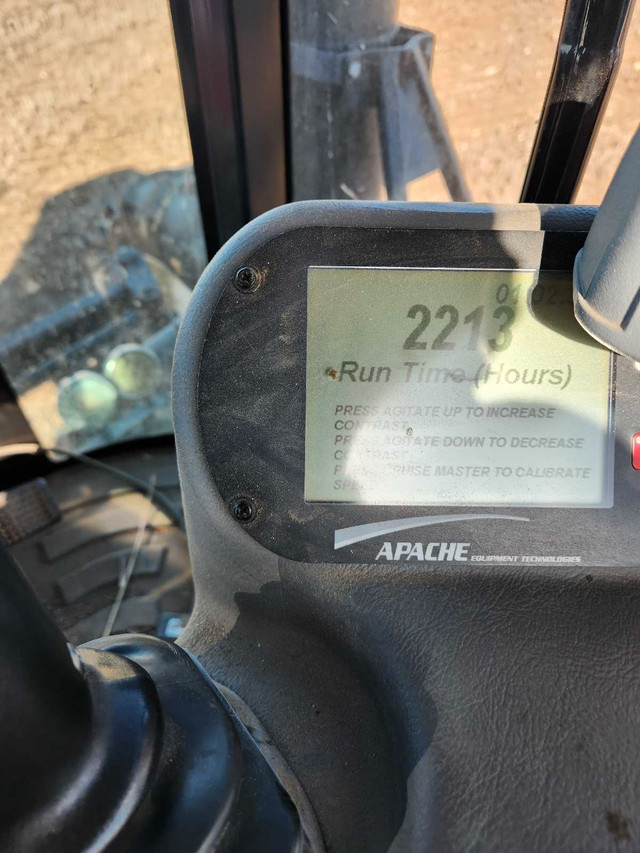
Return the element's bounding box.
[171,200,590,582]
[334,514,530,549]
[216,683,326,853]
[186,203,595,267]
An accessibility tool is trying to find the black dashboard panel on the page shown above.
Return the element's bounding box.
[191,209,640,567]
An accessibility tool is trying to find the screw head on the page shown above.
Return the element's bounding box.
[231,497,256,523]
[234,266,261,293]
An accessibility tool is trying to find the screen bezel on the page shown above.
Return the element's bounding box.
[195,222,639,565]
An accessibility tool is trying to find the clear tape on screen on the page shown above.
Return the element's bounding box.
[304,267,613,507]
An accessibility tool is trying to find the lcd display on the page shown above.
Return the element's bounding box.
[305,268,613,506]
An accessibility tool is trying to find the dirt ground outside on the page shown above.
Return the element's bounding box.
[1,0,639,279]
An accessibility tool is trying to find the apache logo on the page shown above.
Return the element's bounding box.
[333,514,529,561]
[374,541,471,562]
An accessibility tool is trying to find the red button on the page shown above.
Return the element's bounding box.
[633,434,640,470]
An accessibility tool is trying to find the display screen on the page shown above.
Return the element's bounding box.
[305,268,613,507]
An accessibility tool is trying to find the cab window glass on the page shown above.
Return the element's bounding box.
[575,3,640,204]
[288,0,637,204]
[0,0,206,454]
